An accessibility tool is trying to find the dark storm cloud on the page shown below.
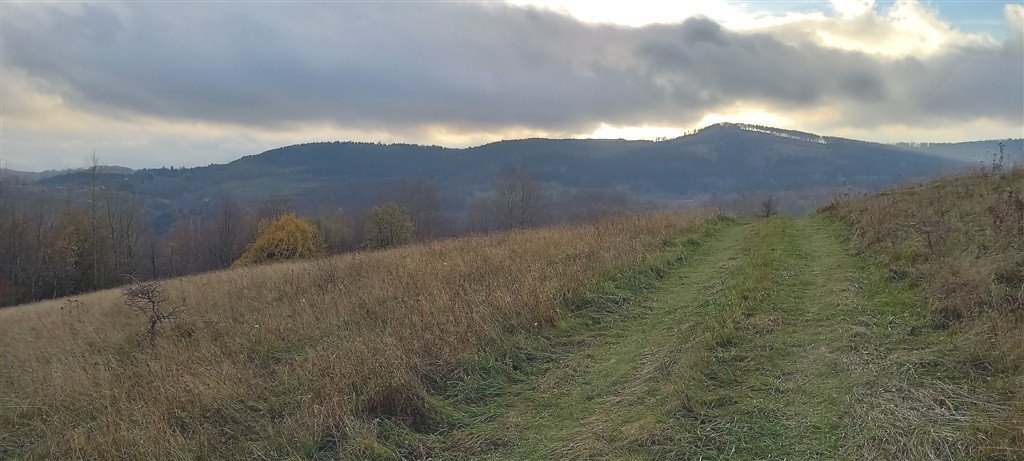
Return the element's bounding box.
[1,2,1021,132]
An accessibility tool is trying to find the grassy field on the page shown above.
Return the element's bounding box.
[0,211,719,459]
[424,217,1017,459]
[826,165,1024,455]
[2,169,1021,460]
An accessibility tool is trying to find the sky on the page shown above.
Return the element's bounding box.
[1,0,1022,171]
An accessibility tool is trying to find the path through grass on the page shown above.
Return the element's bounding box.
[432,216,1007,460]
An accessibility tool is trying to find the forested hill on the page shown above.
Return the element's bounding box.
[217,123,960,196]
[30,123,971,225]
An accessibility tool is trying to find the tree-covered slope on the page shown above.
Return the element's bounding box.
[30,123,972,227]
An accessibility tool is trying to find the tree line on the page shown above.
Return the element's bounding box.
[1,165,641,306]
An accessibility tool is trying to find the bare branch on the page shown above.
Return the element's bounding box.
[122,276,184,346]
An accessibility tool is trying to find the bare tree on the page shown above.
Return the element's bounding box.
[87,154,102,289]
[144,231,160,279]
[761,196,778,218]
[466,193,502,234]
[102,190,144,279]
[205,196,246,266]
[168,214,197,275]
[0,167,8,228]
[122,277,184,346]
[312,208,354,253]
[254,194,292,223]
[495,167,548,230]
[388,178,447,241]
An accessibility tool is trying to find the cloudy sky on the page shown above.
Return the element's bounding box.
[1,0,1022,171]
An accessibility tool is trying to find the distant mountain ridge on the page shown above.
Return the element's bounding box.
[1,165,134,182]
[894,138,1024,164]
[15,123,1009,226]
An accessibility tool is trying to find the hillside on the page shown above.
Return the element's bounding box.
[826,165,1024,453]
[0,211,719,459]
[3,168,1023,458]
[25,123,970,227]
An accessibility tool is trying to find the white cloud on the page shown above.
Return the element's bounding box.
[586,123,686,140]
[0,1,1021,170]
[514,0,998,57]
[1008,3,1024,35]
[830,0,875,18]
[809,0,995,56]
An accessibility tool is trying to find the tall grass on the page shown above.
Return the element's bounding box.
[0,211,717,459]
[826,166,1024,449]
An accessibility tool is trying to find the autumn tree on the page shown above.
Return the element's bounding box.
[362,202,414,250]
[44,206,92,297]
[233,213,325,267]
[1,159,147,305]
[0,176,58,304]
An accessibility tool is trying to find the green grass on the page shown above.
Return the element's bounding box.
[440,219,748,460]
[382,216,1016,460]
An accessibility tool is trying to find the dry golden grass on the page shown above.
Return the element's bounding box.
[826,165,1024,450]
[829,166,1023,318]
[0,211,717,459]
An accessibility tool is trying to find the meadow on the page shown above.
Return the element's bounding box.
[0,211,718,459]
[827,165,1024,450]
[4,167,1022,459]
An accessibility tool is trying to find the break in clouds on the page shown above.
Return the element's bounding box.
[1,1,1022,169]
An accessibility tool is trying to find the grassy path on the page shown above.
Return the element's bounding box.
[433,217,996,460]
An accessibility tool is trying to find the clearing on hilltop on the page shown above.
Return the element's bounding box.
[3,1,1022,459]
[3,168,1022,459]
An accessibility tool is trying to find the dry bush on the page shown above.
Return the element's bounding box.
[122,277,185,346]
[760,196,778,218]
[826,166,1024,448]
[0,210,717,459]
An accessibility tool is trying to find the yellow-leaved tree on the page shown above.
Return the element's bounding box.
[232,213,325,267]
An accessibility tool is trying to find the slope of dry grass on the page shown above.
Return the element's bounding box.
[0,211,719,459]
[826,166,1024,450]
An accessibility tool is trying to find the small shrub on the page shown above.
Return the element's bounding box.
[760,196,778,218]
[122,277,184,345]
